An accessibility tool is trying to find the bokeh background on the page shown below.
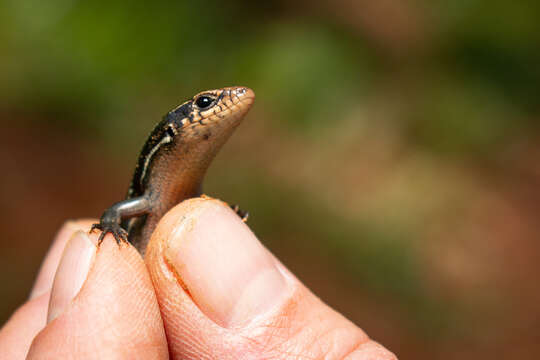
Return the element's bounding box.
[1,1,539,358]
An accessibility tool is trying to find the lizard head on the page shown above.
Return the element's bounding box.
[191,86,255,127]
[155,86,255,179]
[129,86,255,199]
[166,86,255,139]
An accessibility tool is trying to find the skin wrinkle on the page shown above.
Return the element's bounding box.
[242,290,311,358]
[315,326,365,360]
[141,200,394,359]
[342,341,397,360]
[241,282,368,360]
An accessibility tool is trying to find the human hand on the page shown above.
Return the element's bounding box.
[0,198,397,359]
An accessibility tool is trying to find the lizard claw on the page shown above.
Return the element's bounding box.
[230,204,249,222]
[90,222,128,245]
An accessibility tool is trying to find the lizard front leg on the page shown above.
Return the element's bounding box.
[90,196,151,244]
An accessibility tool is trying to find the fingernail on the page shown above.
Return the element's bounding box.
[47,230,96,323]
[30,221,82,300]
[165,201,289,328]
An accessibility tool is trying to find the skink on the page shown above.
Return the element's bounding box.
[91,86,255,254]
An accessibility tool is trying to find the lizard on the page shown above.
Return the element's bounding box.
[91,86,255,254]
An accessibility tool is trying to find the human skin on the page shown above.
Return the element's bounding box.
[0,198,397,359]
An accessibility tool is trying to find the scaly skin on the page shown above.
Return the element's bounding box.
[91,87,255,254]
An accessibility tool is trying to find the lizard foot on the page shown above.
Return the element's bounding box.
[201,194,250,222]
[230,204,249,222]
[90,222,128,245]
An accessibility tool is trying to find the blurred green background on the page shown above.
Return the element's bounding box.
[1,0,540,358]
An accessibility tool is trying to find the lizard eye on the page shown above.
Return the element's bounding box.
[195,95,214,110]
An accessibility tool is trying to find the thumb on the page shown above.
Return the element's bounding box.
[145,198,397,359]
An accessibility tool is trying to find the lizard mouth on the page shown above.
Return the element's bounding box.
[232,87,255,104]
[214,87,255,113]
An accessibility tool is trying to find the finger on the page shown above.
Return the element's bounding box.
[146,198,397,359]
[30,220,96,300]
[27,231,168,359]
[0,220,94,360]
[0,294,48,360]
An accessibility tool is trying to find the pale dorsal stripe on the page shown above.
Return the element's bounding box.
[139,132,173,188]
